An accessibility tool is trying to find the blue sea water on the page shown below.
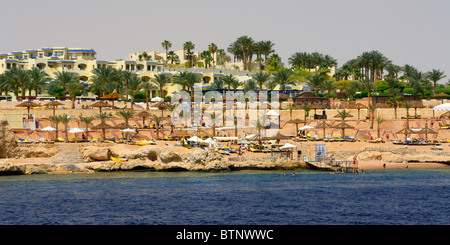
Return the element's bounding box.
[0,168,449,225]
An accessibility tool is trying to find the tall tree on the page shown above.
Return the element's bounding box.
[151,73,171,98]
[273,69,295,95]
[127,76,142,110]
[208,43,218,66]
[183,41,195,68]
[427,69,446,94]
[252,71,271,91]
[27,67,50,96]
[58,114,73,143]
[54,71,78,96]
[79,115,95,141]
[161,40,172,64]
[235,36,254,71]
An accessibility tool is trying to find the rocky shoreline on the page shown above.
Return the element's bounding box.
[0,143,306,175]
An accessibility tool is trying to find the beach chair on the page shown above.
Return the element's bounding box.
[431,145,443,150]
[396,145,407,149]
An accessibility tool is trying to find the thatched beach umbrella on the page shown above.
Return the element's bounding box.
[170,129,193,138]
[101,92,124,108]
[333,122,355,139]
[314,121,333,138]
[135,110,152,126]
[90,101,111,113]
[15,101,39,117]
[286,118,306,136]
[418,125,437,140]
[263,131,292,141]
[44,101,64,116]
[151,101,167,117]
[434,92,449,104]
[411,101,425,116]
[396,127,416,140]
[92,122,114,140]
[349,103,366,120]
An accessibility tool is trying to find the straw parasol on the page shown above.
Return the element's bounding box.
[90,101,111,113]
[418,126,437,140]
[115,122,131,129]
[434,92,449,104]
[263,131,292,141]
[44,101,64,116]
[349,103,366,120]
[286,118,306,136]
[151,101,167,117]
[135,110,152,126]
[333,122,355,139]
[170,129,193,138]
[396,127,416,139]
[315,121,333,138]
[101,92,124,108]
[92,121,114,140]
[15,101,39,117]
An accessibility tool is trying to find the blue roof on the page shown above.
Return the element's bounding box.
[42,48,53,51]
[5,59,18,62]
[0,53,8,56]
[146,61,157,64]
[125,60,136,63]
[11,52,23,54]
[26,50,38,52]
[161,72,172,75]
[96,60,108,63]
[60,60,75,63]
[68,49,96,53]
[214,73,224,76]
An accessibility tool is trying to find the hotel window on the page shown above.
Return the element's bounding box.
[55,51,64,57]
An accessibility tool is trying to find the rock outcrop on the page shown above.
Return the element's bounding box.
[0,115,17,158]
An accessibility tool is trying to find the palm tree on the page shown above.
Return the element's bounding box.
[141,82,152,109]
[367,104,378,129]
[287,103,296,120]
[243,79,257,91]
[403,101,413,129]
[151,73,171,98]
[127,76,142,110]
[427,69,446,94]
[235,35,254,71]
[151,115,163,139]
[183,41,195,67]
[209,79,224,91]
[261,40,275,68]
[252,72,271,91]
[66,81,82,109]
[79,115,95,141]
[119,69,132,100]
[359,78,376,106]
[27,67,50,96]
[208,43,218,66]
[54,71,78,96]
[161,40,172,64]
[58,114,73,143]
[48,115,62,140]
[306,74,326,96]
[90,66,119,97]
[167,51,179,64]
[116,110,135,127]
[387,92,403,119]
[5,67,29,97]
[220,74,239,92]
[301,104,310,125]
[273,69,295,95]
[320,80,338,106]
[376,116,386,139]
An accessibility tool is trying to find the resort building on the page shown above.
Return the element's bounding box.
[0,46,315,100]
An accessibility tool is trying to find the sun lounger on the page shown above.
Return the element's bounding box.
[396,145,407,149]
[431,145,443,150]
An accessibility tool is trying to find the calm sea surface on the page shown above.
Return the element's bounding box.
[0,168,449,225]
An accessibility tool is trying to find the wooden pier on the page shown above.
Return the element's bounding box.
[298,143,359,173]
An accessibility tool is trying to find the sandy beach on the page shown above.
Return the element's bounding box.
[1,99,450,174]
